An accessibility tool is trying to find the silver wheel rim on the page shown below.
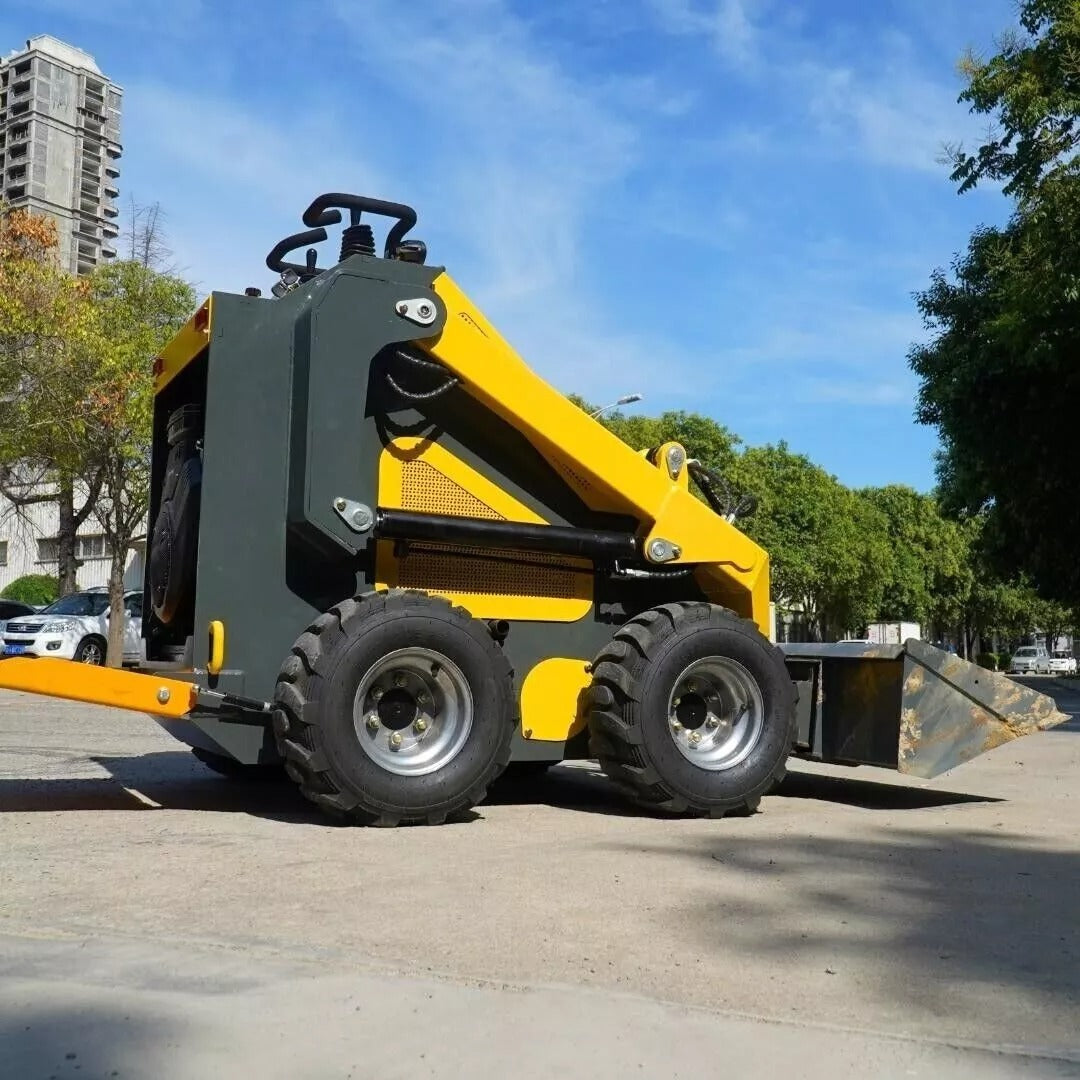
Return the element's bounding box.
[667,656,765,770]
[352,647,473,777]
[81,642,103,665]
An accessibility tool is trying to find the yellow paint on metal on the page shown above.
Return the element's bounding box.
[376,438,593,621]
[154,296,212,393]
[520,657,592,742]
[654,441,690,488]
[0,658,195,718]
[207,620,225,675]
[424,273,771,634]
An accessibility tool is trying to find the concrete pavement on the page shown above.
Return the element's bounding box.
[1,682,1078,1078]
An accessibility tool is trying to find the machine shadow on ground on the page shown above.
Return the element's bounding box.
[0,1002,169,1080]
[0,752,1003,821]
[602,827,1080,1031]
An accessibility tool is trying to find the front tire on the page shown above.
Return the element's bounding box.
[273,590,517,826]
[587,602,796,817]
[73,637,105,665]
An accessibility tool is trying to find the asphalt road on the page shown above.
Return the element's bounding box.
[1,677,1078,1079]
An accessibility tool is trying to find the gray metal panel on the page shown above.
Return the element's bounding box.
[897,640,1067,777]
[784,639,1067,777]
[781,642,905,661]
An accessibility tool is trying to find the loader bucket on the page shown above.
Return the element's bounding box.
[780,639,1068,779]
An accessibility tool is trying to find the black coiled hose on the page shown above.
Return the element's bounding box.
[687,460,756,521]
[384,348,460,402]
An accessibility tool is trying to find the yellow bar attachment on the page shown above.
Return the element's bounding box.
[0,658,196,719]
[208,620,226,675]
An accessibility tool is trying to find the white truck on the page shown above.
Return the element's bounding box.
[866,621,922,646]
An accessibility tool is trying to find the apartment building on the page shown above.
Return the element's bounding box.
[0,35,122,275]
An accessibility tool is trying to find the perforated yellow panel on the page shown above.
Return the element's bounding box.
[555,460,593,494]
[377,438,593,622]
[395,544,580,599]
[401,460,502,520]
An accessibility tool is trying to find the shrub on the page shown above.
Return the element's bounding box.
[997,653,1012,673]
[1,573,59,607]
[976,652,998,671]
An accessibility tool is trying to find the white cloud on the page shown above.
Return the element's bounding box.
[646,0,761,69]
[803,61,971,174]
[117,0,704,401]
[798,379,911,406]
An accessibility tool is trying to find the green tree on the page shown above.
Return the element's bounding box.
[731,443,892,640]
[86,259,195,664]
[860,486,973,642]
[0,207,105,595]
[572,396,740,475]
[1,573,59,607]
[949,0,1080,198]
[915,1,1080,606]
[0,203,195,665]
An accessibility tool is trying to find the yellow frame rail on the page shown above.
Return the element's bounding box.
[0,659,196,719]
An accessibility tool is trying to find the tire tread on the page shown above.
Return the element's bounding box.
[587,601,795,819]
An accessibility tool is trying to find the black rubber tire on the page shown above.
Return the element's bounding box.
[73,637,106,665]
[149,406,202,626]
[587,602,796,818]
[272,590,517,826]
[191,747,286,781]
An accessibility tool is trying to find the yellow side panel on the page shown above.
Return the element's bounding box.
[520,657,591,742]
[0,658,195,719]
[376,437,592,622]
[154,297,212,393]
[425,273,772,635]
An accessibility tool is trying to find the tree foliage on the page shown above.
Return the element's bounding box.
[914,0,1080,608]
[86,259,195,663]
[0,202,194,664]
[729,444,892,639]
[0,208,104,594]
[860,486,973,634]
[1,573,59,607]
[950,0,1080,198]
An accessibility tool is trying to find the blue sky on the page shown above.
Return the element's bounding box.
[4,0,1020,489]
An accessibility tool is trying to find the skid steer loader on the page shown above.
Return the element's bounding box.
[0,193,1066,825]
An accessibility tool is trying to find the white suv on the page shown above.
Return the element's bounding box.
[1009,645,1049,675]
[1047,651,1077,675]
[2,589,144,666]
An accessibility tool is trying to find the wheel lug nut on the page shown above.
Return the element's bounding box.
[390,731,403,748]
[393,673,406,688]
[417,691,429,706]
[706,716,719,729]
[671,719,682,731]
[415,717,428,733]
[690,731,702,745]
[371,687,383,701]
[366,713,380,730]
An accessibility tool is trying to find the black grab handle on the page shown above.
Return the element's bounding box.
[301,193,418,259]
[265,226,328,276]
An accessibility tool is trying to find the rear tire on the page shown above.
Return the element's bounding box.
[587,602,796,817]
[273,590,517,826]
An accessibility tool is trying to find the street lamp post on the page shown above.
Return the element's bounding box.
[590,393,643,419]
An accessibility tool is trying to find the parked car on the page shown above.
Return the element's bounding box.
[1,590,144,666]
[0,600,38,637]
[1047,650,1077,675]
[1009,645,1050,675]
